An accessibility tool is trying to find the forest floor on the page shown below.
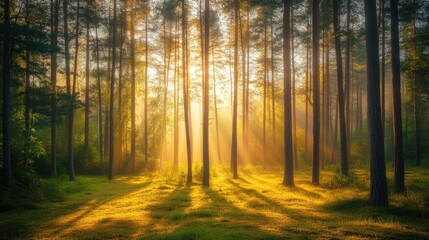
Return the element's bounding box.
[0,165,429,239]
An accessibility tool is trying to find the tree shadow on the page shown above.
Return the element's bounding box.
[68,218,139,239]
[0,179,153,239]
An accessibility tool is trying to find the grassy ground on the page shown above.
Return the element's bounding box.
[0,166,428,240]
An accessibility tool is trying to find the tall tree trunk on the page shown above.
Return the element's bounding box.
[202,0,210,186]
[263,21,267,169]
[130,0,136,173]
[291,4,298,170]
[117,4,126,164]
[312,0,321,185]
[212,49,221,163]
[108,0,117,180]
[325,31,331,165]
[390,0,404,193]
[283,0,294,186]
[174,19,179,172]
[2,0,12,186]
[270,18,276,149]
[345,0,351,162]
[333,0,348,177]
[144,13,148,164]
[84,4,90,155]
[364,0,388,206]
[412,16,420,166]
[70,0,80,181]
[305,11,310,163]
[95,16,103,164]
[63,0,75,181]
[380,0,386,137]
[51,0,59,177]
[183,0,192,182]
[231,0,239,179]
[239,8,246,160]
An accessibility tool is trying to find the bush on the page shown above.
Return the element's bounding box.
[326,170,364,189]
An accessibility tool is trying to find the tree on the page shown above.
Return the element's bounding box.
[2,0,12,186]
[109,0,118,180]
[64,0,76,181]
[202,0,210,187]
[283,0,294,186]
[50,0,60,177]
[312,0,321,185]
[182,0,192,182]
[364,0,388,206]
[84,0,91,155]
[332,0,348,177]
[231,0,239,179]
[130,0,136,173]
[390,0,404,193]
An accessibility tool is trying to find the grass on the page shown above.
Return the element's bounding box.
[0,166,428,239]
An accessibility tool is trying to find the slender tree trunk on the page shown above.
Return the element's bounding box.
[64,0,75,181]
[231,0,239,179]
[95,18,103,164]
[283,0,294,186]
[183,0,192,182]
[108,0,117,180]
[270,18,276,149]
[312,0,321,185]
[212,49,221,163]
[364,0,388,206]
[245,3,250,154]
[174,19,179,172]
[130,1,136,173]
[2,0,12,186]
[305,12,310,163]
[263,21,267,169]
[390,0,404,193]
[117,4,126,164]
[84,5,90,155]
[412,16,420,166]
[144,13,148,165]
[239,9,247,159]
[202,0,210,186]
[380,0,386,137]
[345,0,351,162]
[325,31,331,165]
[333,0,348,176]
[50,0,59,176]
[291,4,298,170]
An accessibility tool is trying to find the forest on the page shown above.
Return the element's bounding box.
[1,0,429,239]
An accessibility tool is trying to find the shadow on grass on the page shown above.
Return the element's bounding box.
[0,179,152,239]
[145,185,287,240]
[68,218,139,239]
[324,198,429,219]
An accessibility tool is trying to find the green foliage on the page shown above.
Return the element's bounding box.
[325,170,365,189]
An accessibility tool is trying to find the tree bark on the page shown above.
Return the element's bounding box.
[283,0,294,186]
[333,0,348,176]
[183,0,192,182]
[50,0,59,177]
[312,0,321,185]
[202,0,210,186]
[108,0,117,180]
[390,0,405,193]
[84,2,90,155]
[231,0,239,179]
[130,0,136,173]
[364,0,388,206]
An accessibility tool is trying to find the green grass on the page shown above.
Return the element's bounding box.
[0,166,428,239]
